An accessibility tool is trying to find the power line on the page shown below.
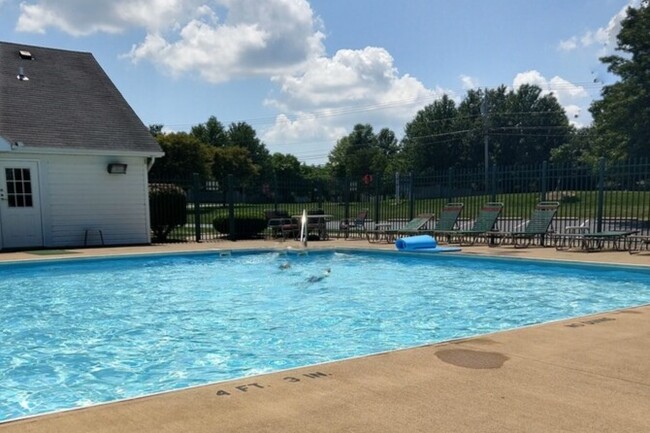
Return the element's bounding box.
[162,79,606,131]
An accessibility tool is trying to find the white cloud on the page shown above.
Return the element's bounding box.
[558,0,640,54]
[115,0,195,32]
[17,1,125,35]
[262,47,448,162]
[16,0,325,82]
[513,70,587,103]
[460,74,479,90]
[513,70,590,126]
[557,36,578,52]
[16,0,204,35]
[13,0,447,163]
[126,0,325,82]
[262,114,348,161]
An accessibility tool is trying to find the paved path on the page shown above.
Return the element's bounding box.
[1,240,649,432]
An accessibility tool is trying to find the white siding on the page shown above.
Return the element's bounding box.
[44,154,151,247]
[1,153,152,247]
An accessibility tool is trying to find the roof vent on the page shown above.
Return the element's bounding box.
[17,67,29,81]
[19,50,33,60]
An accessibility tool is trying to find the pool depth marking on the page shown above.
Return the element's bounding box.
[215,371,331,397]
[565,317,615,328]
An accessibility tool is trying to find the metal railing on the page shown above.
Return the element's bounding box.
[149,158,650,245]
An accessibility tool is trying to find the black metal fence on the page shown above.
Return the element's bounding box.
[149,158,650,244]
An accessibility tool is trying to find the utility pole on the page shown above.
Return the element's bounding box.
[480,89,489,191]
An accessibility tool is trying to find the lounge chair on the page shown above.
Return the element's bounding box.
[366,213,434,243]
[579,230,639,252]
[629,236,650,254]
[555,222,639,251]
[431,203,464,240]
[436,202,504,245]
[339,209,368,239]
[501,201,560,248]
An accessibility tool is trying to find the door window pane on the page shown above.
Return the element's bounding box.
[5,168,34,208]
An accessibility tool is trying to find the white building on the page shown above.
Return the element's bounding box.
[0,42,164,250]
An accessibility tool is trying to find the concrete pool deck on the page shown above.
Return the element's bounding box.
[1,239,649,432]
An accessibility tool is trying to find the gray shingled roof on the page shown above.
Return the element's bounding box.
[0,41,162,154]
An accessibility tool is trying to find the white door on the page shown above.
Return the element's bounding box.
[0,161,43,249]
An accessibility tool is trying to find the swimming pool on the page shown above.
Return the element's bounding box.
[1,249,650,422]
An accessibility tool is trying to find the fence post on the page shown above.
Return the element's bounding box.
[272,174,279,212]
[317,180,323,209]
[490,164,498,202]
[540,161,548,202]
[596,157,605,233]
[408,172,415,220]
[447,167,454,203]
[227,174,236,241]
[192,173,202,242]
[374,173,381,225]
[343,176,350,224]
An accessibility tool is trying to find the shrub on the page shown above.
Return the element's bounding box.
[212,217,267,240]
[149,183,188,242]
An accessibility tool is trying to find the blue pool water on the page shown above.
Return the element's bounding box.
[1,250,650,422]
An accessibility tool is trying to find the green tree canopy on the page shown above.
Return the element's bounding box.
[226,122,272,180]
[212,146,260,187]
[401,86,571,174]
[401,94,462,174]
[550,126,594,166]
[149,124,164,137]
[149,132,214,179]
[491,84,571,166]
[270,153,301,180]
[328,124,398,179]
[590,0,650,160]
[190,116,228,147]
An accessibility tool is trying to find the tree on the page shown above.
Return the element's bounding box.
[401,86,571,174]
[149,132,214,179]
[268,153,303,201]
[590,0,650,160]
[491,84,571,166]
[456,88,488,167]
[550,127,595,166]
[270,153,302,182]
[327,124,396,179]
[190,116,228,147]
[226,122,272,181]
[212,146,260,188]
[376,127,405,174]
[189,117,273,186]
[227,122,270,163]
[401,95,461,174]
[149,124,164,137]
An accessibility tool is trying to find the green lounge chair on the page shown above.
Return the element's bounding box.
[505,201,560,248]
[580,230,639,251]
[432,203,464,235]
[436,202,504,245]
[366,213,434,243]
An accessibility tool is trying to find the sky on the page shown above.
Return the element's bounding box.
[0,0,641,164]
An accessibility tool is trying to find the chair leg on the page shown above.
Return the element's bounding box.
[513,236,531,248]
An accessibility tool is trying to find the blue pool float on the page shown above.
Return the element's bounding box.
[395,235,461,253]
